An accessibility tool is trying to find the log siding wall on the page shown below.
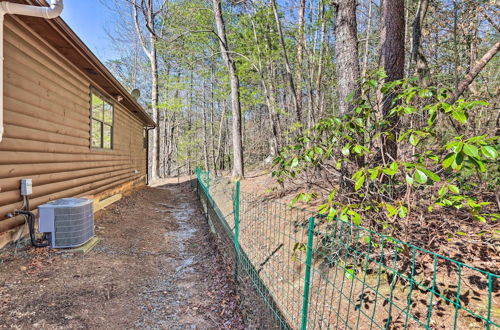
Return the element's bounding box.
[0,17,147,234]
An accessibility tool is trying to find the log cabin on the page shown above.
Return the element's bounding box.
[0,0,156,248]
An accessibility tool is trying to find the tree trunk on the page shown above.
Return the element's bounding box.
[251,19,280,156]
[202,79,210,171]
[361,0,373,82]
[380,0,406,161]
[271,0,302,123]
[213,0,244,178]
[334,0,361,115]
[296,0,306,114]
[148,54,159,181]
[411,0,430,85]
[132,0,159,182]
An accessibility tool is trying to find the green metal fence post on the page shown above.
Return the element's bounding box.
[233,180,241,283]
[301,216,315,330]
[195,168,200,194]
[207,170,211,194]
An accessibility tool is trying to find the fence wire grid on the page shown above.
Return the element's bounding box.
[195,169,499,330]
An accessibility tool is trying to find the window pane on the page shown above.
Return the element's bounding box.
[103,124,112,149]
[103,103,113,125]
[92,120,102,148]
[92,94,104,121]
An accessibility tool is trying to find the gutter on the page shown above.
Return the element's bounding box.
[0,0,63,143]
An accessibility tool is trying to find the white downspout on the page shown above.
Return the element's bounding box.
[0,0,63,143]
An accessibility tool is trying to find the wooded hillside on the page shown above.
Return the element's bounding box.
[103,0,498,244]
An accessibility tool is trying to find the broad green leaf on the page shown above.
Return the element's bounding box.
[405,174,414,185]
[451,153,464,170]
[385,203,397,217]
[290,158,299,168]
[421,168,441,182]
[481,146,498,159]
[355,175,365,191]
[452,110,467,124]
[348,210,361,225]
[328,190,336,202]
[383,168,397,176]
[341,145,350,156]
[399,206,408,218]
[409,134,419,146]
[327,207,336,220]
[344,268,355,280]
[442,153,456,169]
[469,157,486,172]
[449,184,460,194]
[353,145,363,154]
[369,168,379,181]
[463,144,479,158]
[438,185,448,197]
[314,147,324,155]
[414,169,428,184]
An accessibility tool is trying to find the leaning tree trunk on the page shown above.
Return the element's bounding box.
[213,0,244,178]
[334,0,361,115]
[448,40,500,104]
[380,0,406,161]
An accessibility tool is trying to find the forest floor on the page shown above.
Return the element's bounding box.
[204,168,499,328]
[0,180,244,329]
[237,168,500,273]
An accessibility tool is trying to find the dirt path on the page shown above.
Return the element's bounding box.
[0,181,243,329]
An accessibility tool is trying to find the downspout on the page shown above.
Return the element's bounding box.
[0,0,63,143]
[145,126,155,185]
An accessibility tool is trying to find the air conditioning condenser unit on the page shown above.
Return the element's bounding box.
[38,198,94,249]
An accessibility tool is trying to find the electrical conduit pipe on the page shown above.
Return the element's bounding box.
[0,0,63,143]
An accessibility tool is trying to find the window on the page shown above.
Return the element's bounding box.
[91,92,113,149]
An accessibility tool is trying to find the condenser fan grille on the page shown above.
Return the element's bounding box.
[54,203,94,247]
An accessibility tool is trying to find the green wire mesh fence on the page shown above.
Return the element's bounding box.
[195,169,499,329]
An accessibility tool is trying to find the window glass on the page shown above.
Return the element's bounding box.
[92,119,102,148]
[103,103,113,125]
[103,124,112,149]
[92,94,103,121]
[91,91,113,149]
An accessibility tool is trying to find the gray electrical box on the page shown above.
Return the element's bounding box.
[20,179,32,196]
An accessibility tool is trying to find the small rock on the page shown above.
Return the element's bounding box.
[20,266,27,271]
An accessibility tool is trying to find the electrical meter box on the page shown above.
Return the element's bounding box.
[20,179,32,196]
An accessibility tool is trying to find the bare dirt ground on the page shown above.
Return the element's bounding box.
[0,180,244,329]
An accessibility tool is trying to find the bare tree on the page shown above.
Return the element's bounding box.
[129,0,167,181]
[213,0,244,178]
[271,0,302,123]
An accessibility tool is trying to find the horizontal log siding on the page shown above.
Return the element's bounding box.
[0,17,147,223]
